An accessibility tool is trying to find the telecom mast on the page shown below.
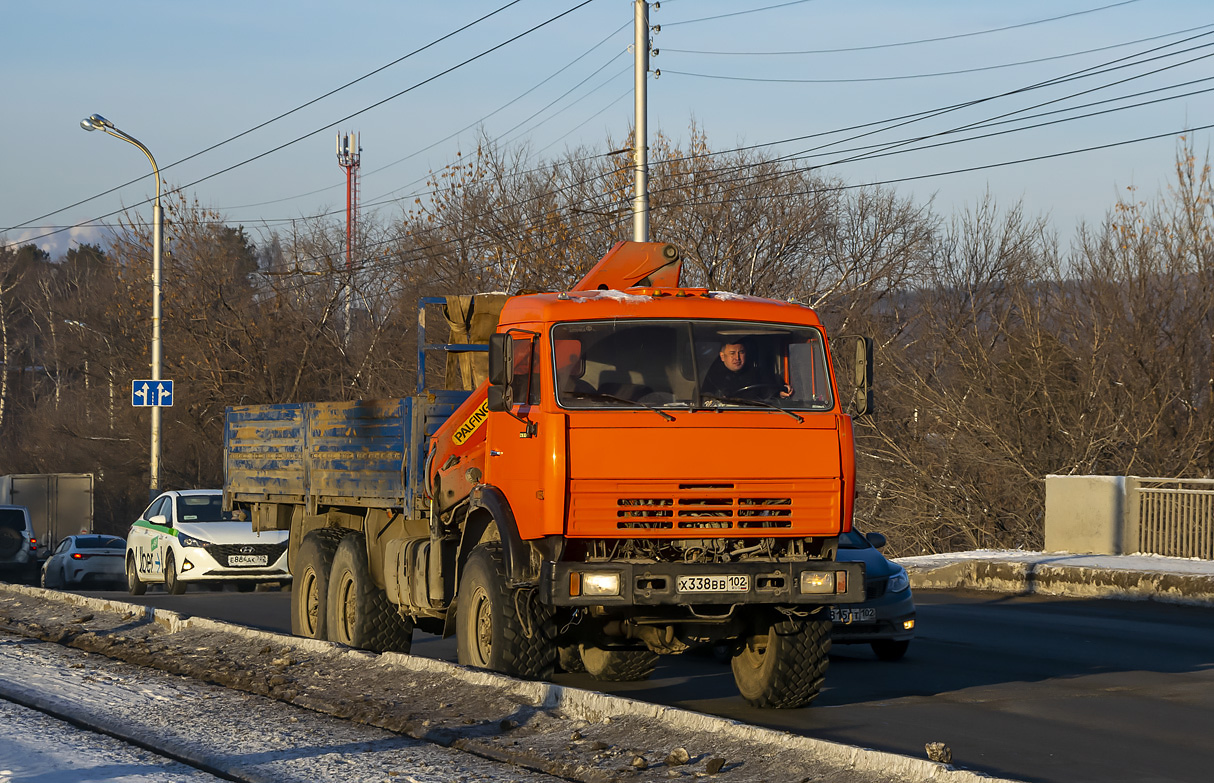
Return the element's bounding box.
[336,133,361,346]
[336,133,361,274]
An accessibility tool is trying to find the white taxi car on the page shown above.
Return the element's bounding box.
[125,489,289,595]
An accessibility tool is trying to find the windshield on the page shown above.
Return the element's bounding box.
[553,319,834,412]
[179,494,240,523]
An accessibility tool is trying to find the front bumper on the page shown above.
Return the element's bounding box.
[830,589,916,643]
[178,545,290,582]
[540,559,865,607]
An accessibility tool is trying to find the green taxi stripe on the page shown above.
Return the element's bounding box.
[133,519,176,536]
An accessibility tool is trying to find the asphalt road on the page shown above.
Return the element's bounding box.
[79,585,1214,783]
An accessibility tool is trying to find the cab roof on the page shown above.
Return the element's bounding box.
[497,288,823,328]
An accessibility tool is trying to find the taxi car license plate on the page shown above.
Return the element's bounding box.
[676,574,749,593]
[228,555,268,567]
[830,607,877,624]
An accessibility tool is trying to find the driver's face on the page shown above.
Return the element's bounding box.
[720,344,746,372]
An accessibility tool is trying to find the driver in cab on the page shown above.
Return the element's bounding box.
[703,341,792,400]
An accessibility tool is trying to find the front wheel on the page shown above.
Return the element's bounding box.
[327,533,413,653]
[126,555,146,595]
[731,614,831,708]
[165,551,186,595]
[456,544,555,679]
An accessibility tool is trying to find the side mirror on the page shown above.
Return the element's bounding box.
[149,514,168,527]
[486,384,510,412]
[847,336,874,417]
[488,333,512,387]
[864,531,887,549]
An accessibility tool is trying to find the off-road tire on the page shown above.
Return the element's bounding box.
[580,646,659,681]
[558,645,586,673]
[126,555,146,596]
[327,533,414,653]
[731,614,831,708]
[456,543,555,679]
[291,529,344,640]
[165,552,187,595]
[871,639,910,661]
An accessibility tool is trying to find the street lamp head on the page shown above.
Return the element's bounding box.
[79,114,113,132]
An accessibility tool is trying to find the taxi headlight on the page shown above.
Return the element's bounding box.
[572,571,621,597]
[887,566,909,594]
[178,533,209,548]
[799,570,836,594]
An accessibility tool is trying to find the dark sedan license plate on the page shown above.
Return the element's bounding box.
[831,607,877,624]
[228,554,268,567]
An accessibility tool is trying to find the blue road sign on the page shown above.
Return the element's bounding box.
[131,380,174,407]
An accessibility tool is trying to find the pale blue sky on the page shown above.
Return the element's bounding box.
[3,0,1210,257]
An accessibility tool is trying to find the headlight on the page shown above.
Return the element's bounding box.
[799,570,836,594]
[570,571,621,597]
[178,533,209,548]
[887,566,909,594]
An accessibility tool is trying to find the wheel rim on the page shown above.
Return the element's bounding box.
[737,635,770,673]
[166,556,177,590]
[301,569,321,636]
[338,573,356,643]
[469,586,493,666]
[127,559,137,590]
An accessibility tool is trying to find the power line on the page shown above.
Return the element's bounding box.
[2,0,528,233]
[665,0,1143,55]
[11,0,600,247]
[662,23,1214,84]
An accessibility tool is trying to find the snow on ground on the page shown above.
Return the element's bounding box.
[0,633,559,783]
[898,550,1214,576]
[0,698,227,783]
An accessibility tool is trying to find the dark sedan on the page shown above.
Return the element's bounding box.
[831,529,916,660]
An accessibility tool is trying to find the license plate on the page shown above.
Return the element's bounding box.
[676,574,749,593]
[228,555,268,567]
[831,607,877,624]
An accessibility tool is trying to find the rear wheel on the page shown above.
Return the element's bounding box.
[456,544,555,679]
[327,533,413,653]
[731,613,831,708]
[165,552,186,595]
[580,646,659,681]
[126,555,146,595]
[871,639,910,661]
[291,530,343,640]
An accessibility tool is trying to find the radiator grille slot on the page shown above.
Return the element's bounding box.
[615,496,793,529]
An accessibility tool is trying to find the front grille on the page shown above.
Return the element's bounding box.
[616,489,792,530]
[203,542,287,562]
[569,478,841,537]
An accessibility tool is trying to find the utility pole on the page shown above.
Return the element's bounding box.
[633,0,650,242]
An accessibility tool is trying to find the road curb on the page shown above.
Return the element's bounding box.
[904,559,1214,605]
[1,583,1023,783]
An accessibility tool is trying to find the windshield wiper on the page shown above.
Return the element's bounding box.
[699,394,804,423]
[567,392,675,421]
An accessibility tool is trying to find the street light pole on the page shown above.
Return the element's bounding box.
[80,114,163,496]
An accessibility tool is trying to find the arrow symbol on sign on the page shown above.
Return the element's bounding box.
[156,383,171,406]
[135,382,150,405]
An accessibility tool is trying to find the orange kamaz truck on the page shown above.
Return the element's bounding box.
[224,241,872,708]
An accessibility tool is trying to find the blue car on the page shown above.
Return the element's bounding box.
[830,529,916,660]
